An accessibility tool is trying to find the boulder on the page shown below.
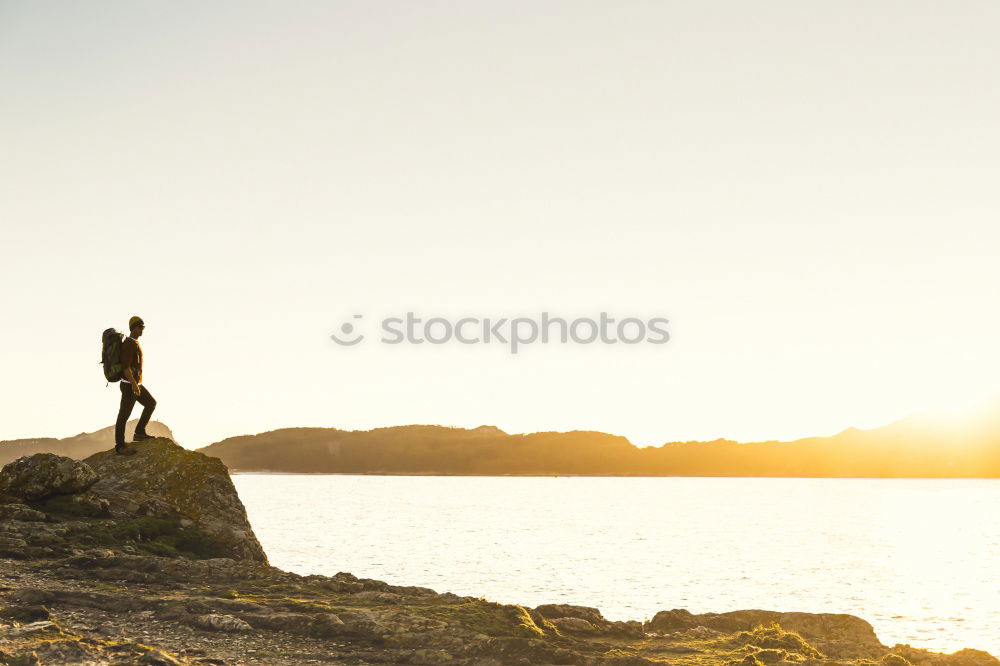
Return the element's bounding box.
[0,453,98,500]
[533,603,609,628]
[648,607,884,658]
[0,504,47,521]
[550,616,597,634]
[192,613,253,632]
[609,619,646,638]
[646,608,697,634]
[80,438,267,563]
[891,646,1000,666]
[712,610,884,658]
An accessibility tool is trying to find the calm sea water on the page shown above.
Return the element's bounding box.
[232,475,999,657]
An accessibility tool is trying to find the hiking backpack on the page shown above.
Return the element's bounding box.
[101,328,124,382]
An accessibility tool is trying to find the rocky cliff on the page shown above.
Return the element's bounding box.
[0,439,996,665]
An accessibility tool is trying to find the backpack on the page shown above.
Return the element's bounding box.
[101,328,124,382]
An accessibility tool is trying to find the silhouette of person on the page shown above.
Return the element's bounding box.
[114,316,156,455]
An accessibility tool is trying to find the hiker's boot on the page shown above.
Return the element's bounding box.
[115,445,137,456]
[132,432,154,442]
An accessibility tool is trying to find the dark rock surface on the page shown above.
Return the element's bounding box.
[0,454,98,501]
[0,439,996,665]
[82,438,267,563]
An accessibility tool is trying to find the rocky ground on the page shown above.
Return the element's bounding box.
[0,439,996,666]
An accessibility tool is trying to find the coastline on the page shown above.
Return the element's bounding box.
[0,439,996,665]
[4,550,998,666]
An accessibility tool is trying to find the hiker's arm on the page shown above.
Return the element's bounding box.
[120,341,140,393]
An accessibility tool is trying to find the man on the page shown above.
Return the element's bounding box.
[114,315,157,455]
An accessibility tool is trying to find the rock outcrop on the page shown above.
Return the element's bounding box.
[0,438,266,563]
[82,438,267,562]
[0,440,996,665]
[0,454,98,500]
[646,608,884,658]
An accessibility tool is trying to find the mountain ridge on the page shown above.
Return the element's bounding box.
[195,409,1000,477]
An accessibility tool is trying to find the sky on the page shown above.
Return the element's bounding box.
[1,1,998,449]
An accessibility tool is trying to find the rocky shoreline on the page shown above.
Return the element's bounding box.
[0,439,996,666]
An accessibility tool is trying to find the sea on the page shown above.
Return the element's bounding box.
[232,474,1000,657]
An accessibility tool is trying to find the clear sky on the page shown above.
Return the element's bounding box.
[2,1,997,448]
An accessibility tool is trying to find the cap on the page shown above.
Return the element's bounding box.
[129,316,145,330]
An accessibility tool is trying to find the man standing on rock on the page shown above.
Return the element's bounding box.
[114,316,156,456]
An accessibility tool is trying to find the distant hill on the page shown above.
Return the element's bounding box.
[197,409,1000,477]
[0,420,173,465]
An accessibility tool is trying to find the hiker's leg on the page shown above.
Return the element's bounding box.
[115,383,137,448]
[135,385,157,436]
